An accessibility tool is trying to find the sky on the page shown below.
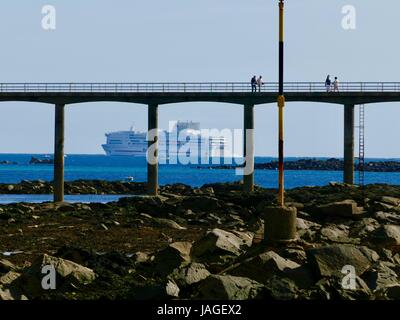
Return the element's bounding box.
[0,0,399,157]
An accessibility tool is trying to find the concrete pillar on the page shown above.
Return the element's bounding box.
[147,104,159,195]
[264,206,297,244]
[344,104,355,184]
[243,104,254,192]
[54,104,65,202]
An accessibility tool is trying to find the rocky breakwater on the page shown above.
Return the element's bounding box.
[29,157,54,165]
[1,182,400,300]
[0,180,148,195]
[197,158,400,172]
[0,180,255,195]
[0,160,17,165]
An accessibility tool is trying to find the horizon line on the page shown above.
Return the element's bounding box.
[1,152,400,160]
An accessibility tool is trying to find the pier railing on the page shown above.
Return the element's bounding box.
[0,82,400,93]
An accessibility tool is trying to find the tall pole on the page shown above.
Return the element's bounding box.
[243,104,255,192]
[344,104,355,184]
[278,0,285,206]
[54,104,65,202]
[147,104,159,195]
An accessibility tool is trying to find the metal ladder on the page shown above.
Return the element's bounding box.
[357,104,365,186]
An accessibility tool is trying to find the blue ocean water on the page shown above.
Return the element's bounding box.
[0,194,135,204]
[1,154,400,190]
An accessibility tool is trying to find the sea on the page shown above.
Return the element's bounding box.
[1,154,400,204]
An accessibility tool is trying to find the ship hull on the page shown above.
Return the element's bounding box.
[102,122,232,158]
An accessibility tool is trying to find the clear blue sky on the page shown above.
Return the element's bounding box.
[0,0,399,157]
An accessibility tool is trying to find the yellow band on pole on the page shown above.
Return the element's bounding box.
[278,95,285,108]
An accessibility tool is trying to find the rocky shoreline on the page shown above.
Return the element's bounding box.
[0,180,148,195]
[0,161,17,165]
[1,182,400,300]
[29,157,54,165]
[197,158,400,172]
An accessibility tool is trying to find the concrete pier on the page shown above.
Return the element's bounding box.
[243,104,255,192]
[54,104,65,202]
[147,104,159,195]
[344,104,355,184]
[1,82,395,202]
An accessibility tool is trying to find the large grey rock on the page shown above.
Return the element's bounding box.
[131,280,180,299]
[152,218,186,230]
[349,218,380,239]
[373,211,400,224]
[230,230,254,248]
[369,225,400,247]
[337,276,372,300]
[152,242,192,276]
[0,271,21,286]
[317,200,363,218]
[296,218,321,231]
[392,253,400,267]
[20,254,96,297]
[296,218,321,242]
[372,197,400,213]
[169,263,210,287]
[362,262,399,292]
[262,275,299,300]
[228,251,300,284]
[165,280,180,298]
[304,277,371,300]
[277,247,308,265]
[0,286,28,301]
[197,275,265,300]
[191,229,248,261]
[359,247,380,263]
[298,229,318,242]
[306,244,373,278]
[320,224,350,242]
[0,259,16,274]
[380,196,400,207]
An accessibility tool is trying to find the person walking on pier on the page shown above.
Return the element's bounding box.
[257,76,264,92]
[325,75,331,92]
[251,76,257,92]
[333,77,339,92]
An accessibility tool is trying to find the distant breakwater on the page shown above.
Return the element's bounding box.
[196,158,400,172]
[0,180,147,195]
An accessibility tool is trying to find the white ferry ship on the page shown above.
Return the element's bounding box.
[102,121,229,158]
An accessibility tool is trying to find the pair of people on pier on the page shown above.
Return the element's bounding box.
[251,75,264,92]
[325,75,339,92]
